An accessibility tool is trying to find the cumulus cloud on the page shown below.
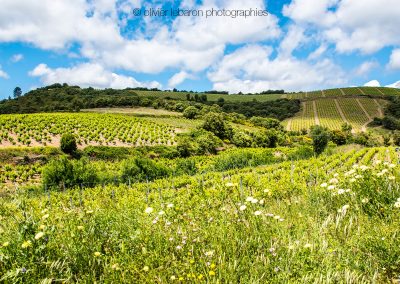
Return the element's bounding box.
[29,63,161,89]
[364,80,380,87]
[11,54,24,63]
[168,71,195,88]
[0,65,9,79]
[356,61,378,76]
[386,81,400,88]
[284,0,400,54]
[387,49,400,70]
[208,44,346,93]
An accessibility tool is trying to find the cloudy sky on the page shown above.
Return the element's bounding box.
[0,0,400,98]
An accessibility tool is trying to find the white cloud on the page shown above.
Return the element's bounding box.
[208,44,346,93]
[29,63,161,89]
[356,61,378,76]
[387,49,400,70]
[11,54,24,62]
[0,0,281,75]
[364,80,380,87]
[278,25,306,58]
[0,65,9,79]
[307,44,328,60]
[168,71,194,88]
[386,81,400,88]
[284,0,400,54]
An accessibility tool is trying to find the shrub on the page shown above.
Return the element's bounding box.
[232,130,253,148]
[183,106,199,119]
[42,156,98,189]
[193,130,223,155]
[393,131,400,146]
[60,133,77,155]
[310,126,330,156]
[121,157,170,182]
[175,159,198,175]
[202,112,232,140]
[250,117,283,130]
[330,130,347,146]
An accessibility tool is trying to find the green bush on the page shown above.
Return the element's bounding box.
[183,106,199,119]
[42,156,98,189]
[60,133,77,155]
[330,130,347,146]
[121,157,170,182]
[310,126,330,156]
[232,130,253,148]
[202,112,233,140]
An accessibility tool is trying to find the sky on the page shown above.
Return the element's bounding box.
[0,0,400,99]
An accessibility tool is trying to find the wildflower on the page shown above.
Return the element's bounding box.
[170,276,176,280]
[77,225,84,231]
[251,198,258,204]
[198,274,204,280]
[274,215,281,220]
[176,245,182,250]
[337,189,345,195]
[259,199,265,205]
[274,267,280,272]
[210,263,216,269]
[167,203,174,208]
[360,165,369,171]
[86,210,94,214]
[158,211,165,216]
[333,173,339,177]
[21,241,32,248]
[395,202,400,208]
[2,241,10,247]
[246,196,253,202]
[112,263,120,270]
[205,251,214,257]
[225,182,235,187]
[350,178,356,183]
[288,245,295,250]
[144,207,154,214]
[143,266,149,272]
[209,271,216,276]
[389,176,396,180]
[266,213,274,217]
[166,221,172,226]
[254,211,262,216]
[35,232,44,240]
[320,183,328,188]
[327,185,335,190]
[152,219,158,224]
[389,164,396,168]
[94,251,101,257]
[304,243,312,249]
[329,178,339,184]
[42,214,50,220]
[239,205,247,211]
[279,218,285,222]
[39,225,46,230]
[355,175,362,179]
[362,198,369,204]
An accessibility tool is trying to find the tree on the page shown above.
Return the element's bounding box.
[60,133,77,155]
[341,123,352,134]
[13,87,22,98]
[183,106,198,119]
[330,130,347,146]
[202,112,232,140]
[310,126,330,156]
[393,131,400,146]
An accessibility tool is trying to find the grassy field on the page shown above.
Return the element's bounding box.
[0,146,399,282]
[83,108,182,117]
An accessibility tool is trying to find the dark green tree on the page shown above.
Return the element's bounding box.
[13,87,22,98]
[202,112,232,140]
[310,126,330,156]
[60,133,77,155]
[183,106,199,119]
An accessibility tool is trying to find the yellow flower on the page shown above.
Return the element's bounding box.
[210,263,216,269]
[94,251,101,257]
[21,240,32,248]
[77,226,84,231]
[2,241,10,247]
[35,232,44,240]
[86,210,94,214]
[198,274,204,280]
[209,271,216,276]
[170,275,176,280]
[143,266,149,272]
[179,277,184,281]
[41,214,49,220]
[189,259,195,264]
[39,225,46,230]
[111,263,120,271]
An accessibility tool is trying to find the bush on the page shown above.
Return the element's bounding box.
[250,117,283,130]
[265,129,279,148]
[393,131,400,146]
[232,130,253,148]
[60,133,77,155]
[121,157,170,182]
[330,130,347,146]
[177,136,196,157]
[183,106,199,119]
[42,156,98,189]
[310,126,330,156]
[175,159,198,175]
[202,112,233,140]
[192,130,223,155]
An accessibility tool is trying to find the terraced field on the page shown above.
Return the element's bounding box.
[285,98,387,132]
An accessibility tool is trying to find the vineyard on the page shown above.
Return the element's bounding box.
[0,146,399,282]
[284,98,387,132]
[0,113,177,147]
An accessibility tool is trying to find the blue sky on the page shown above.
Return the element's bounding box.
[0,0,400,99]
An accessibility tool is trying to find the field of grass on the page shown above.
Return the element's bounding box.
[285,97,387,132]
[83,107,182,117]
[0,113,177,148]
[0,146,400,282]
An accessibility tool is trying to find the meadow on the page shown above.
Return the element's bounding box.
[0,146,399,283]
